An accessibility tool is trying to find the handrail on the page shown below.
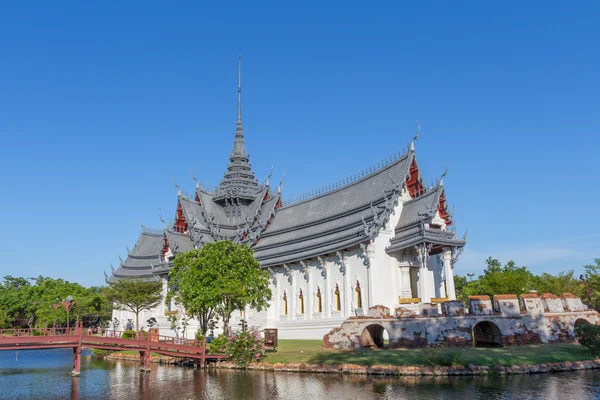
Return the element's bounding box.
[0,325,222,359]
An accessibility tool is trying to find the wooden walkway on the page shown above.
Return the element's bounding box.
[0,322,225,375]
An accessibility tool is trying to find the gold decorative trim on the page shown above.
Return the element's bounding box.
[398,297,421,304]
[164,311,178,316]
[430,297,449,304]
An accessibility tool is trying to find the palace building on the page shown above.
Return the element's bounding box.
[106,60,467,339]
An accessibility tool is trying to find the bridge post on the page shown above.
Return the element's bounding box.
[201,338,206,368]
[71,321,82,376]
[139,329,151,372]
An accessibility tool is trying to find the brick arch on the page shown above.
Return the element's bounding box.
[574,318,592,327]
[472,321,503,347]
[358,323,389,349]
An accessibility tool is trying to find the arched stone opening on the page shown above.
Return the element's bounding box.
[473,321,503,347]
[358,324,389,349]
[574,318,591,328]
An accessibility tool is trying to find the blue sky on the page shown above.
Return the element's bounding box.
[1,2,599,287]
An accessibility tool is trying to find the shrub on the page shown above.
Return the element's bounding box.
[0,323,10,329]
[32,330,41,336]
[208,334,228,354]
[92,349,115,357]
[576,323,600,357]
[121,330,139,339]
[224,329,266,367]
[422,347,465,367]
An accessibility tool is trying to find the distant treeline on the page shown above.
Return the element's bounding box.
[0,276,112,329]
[455,257,600,309]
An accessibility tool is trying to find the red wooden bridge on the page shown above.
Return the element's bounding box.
[0,322,225,376]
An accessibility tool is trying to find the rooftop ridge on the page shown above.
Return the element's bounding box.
[283,148,410,206]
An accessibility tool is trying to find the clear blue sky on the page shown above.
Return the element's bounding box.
[1,2,599,287]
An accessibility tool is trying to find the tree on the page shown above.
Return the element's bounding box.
[169,241,272,336]
[584,258,600,309]
[532,270,585,298]
[459,257,534,299]
[103,278,163,331]
[453,275,469,302]
[0,276,113,328]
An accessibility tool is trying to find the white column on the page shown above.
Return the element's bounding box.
[366,244,375,308]
[307,268,313,319]
[443,248,456,300]
[419,266,429,303]
[324,262,330,318]
[290,272,296,321]
[399,266,412,299]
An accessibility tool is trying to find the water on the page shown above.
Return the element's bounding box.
[1,349,599,399]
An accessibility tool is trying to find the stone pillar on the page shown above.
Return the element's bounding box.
[419,266,429,303]
[290,271,296,321]
[366,244,375,309]
[307,268,313,319]
[443,248,456,300]
[399,266,413,299]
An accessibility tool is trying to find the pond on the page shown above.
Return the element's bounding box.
[1,349,599,399]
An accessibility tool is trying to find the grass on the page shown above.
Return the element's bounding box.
[262,340,595,367]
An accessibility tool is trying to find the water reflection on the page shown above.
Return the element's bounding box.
[1,349,599,399]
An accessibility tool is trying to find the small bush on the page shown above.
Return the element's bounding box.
[576,323,600,357]
[0,323,10,329]
[422,347,465,366]
[32,330,41,336]
[224,329,267,367]
[121,330,136,339]
[208,334,228,354]
[92,349,115,357]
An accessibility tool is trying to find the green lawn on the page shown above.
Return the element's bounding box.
[263,340,595,367]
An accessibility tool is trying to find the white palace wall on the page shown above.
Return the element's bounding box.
[111,190,458,340]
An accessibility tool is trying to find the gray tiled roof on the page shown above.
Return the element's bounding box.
[395,185,443,230]
[106,70,466,283]
[109,230,164,282]
[252,153,413,266]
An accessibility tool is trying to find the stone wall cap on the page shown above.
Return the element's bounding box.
[494,294,518,300]
[541,293,558,299]
[468,295,491,300]
[561,293,579,299]
[519,293,539,298]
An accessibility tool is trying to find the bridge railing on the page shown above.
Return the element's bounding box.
[0,327,78,337]
[100,330,202,348]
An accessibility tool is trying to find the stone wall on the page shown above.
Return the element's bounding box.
[323,294,599,349]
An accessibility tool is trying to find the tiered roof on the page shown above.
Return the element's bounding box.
[107,62,466,283]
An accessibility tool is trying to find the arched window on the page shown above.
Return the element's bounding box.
[316,287,322,313]
[283,291,288,315]
[355,281,362,309]
[298,289,304,314]
[334,284,341,311]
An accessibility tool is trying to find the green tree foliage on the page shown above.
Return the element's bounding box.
[0,276,112,328]
[583,258,600,309]
[455,257,599,307]
[458,257,534,299]
[103,278,163,331]
[532,270,585,297]
[575,323,600,357]
[169,241,272,336]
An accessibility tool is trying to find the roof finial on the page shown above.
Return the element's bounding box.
[266,165,274,187]
[172,175,181,196]
[190,168,200,189]
[410,120,420,151]
[439,161,448,186]
[237,55,242,121]
[277,171,284,194]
